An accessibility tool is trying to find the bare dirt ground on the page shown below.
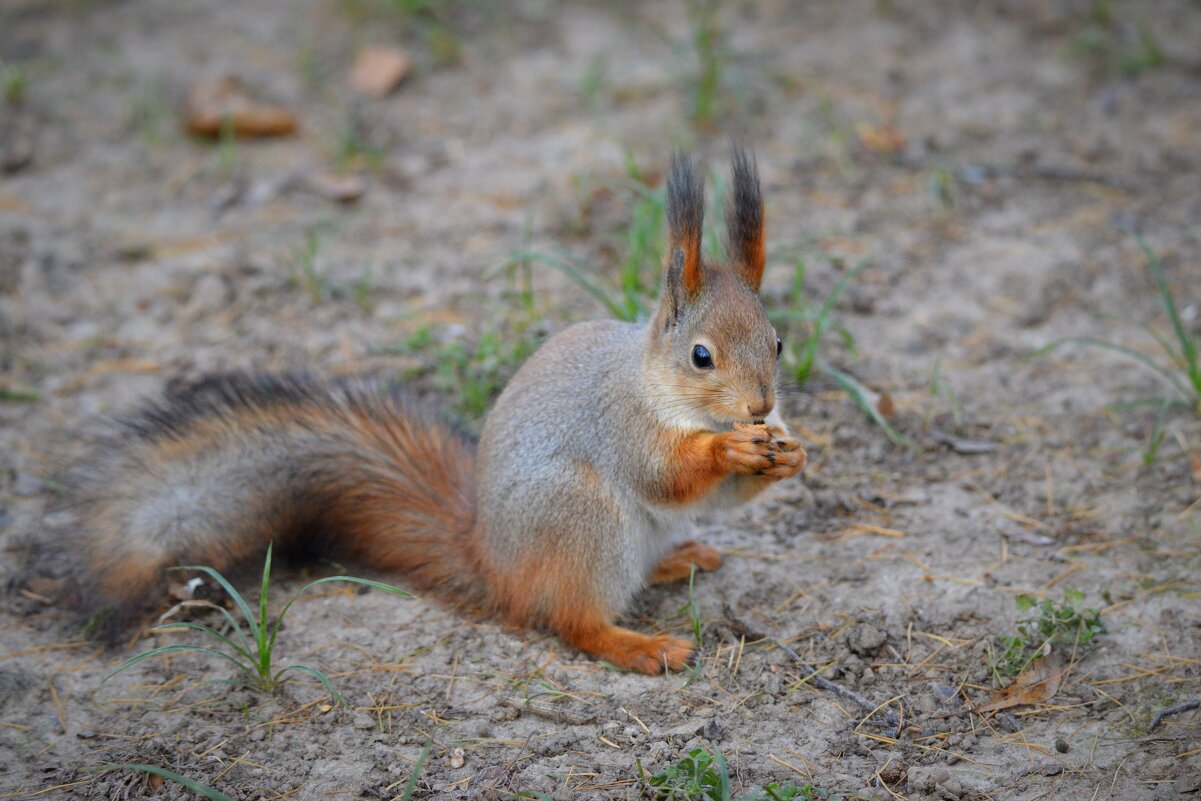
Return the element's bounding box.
[3,1,1201,799]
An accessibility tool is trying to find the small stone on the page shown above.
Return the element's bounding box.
[848,624,888,655]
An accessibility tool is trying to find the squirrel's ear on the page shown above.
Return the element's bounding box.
[725,145,765,291]
[664,153,705,303]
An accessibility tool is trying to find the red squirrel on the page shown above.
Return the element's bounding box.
[67,148,806,674]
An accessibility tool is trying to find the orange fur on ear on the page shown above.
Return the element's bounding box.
[726,145,765,291]
[666,153,705,296]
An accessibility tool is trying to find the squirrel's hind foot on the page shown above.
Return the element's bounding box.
[565,624,693,674]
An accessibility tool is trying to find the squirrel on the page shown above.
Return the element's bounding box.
[60,147,806,674]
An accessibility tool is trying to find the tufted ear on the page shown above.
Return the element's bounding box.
[725,145,765,291]
[663,152,705,314]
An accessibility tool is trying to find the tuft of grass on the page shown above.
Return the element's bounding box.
[991,589,1105,680]
[641,747,844,801]
[98,765,234,801]
[927,357,963,430]
[0,385,41,403]
[684,0,726,128]
[336,108,388,171]
[502,164,666,323]
[380,245,548,421]
[579,53,609,109]
[771,256,915,450]
[1069,4,1165,78]
[386,0,462,65]
[1,59,28,105]
[217,115,239,176]
[1028,230,1200,461]
[286,223,339,303]
[105,544,410,704]
[383,318,544,421]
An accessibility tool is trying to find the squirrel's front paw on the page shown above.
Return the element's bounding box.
[716,423,806,479]
[763,434,806,479]
[716,423,779,475]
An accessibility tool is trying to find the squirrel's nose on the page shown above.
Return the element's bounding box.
[747,391,774,420]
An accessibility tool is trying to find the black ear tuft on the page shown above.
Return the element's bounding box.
[666,152,705,296]
[725,144,765,290]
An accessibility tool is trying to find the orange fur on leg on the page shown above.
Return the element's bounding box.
[649,540,722,584]
[561,620,693,674]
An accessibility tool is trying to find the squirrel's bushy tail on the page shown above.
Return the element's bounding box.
[67,374,481,617]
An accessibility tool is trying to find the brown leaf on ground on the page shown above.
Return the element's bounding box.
[300,171,367,203]
[876,391,895,418]
[185,76,298,138]
[856,121,906,155]
[349,45,412,97]
[978,657,1063,713]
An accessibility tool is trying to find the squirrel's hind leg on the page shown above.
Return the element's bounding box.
[648,540,722,584]
[557,615,694,675]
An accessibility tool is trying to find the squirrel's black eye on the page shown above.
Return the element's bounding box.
[776,337,783,358]
[691,344,714,370]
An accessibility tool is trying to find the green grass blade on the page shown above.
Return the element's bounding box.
[1130,230,1201,397]
[397,740,432,801]
[258,544,273,675]
[1108,397,1191,413]
[268,576,410,655]
[99,765,234,801]
[500,250,628,320]
[104,644,254,682]
[819,359,917,451]
[275,664,348,707]
[148,622,253,663]
[815,257,868,323]
[174,564,260,641]
[1027,337,1190,398]
[1142,398,1171,466]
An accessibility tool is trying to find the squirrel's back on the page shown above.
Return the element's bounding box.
[65,373,481,615]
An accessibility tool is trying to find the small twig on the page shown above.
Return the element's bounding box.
[1149,700,1200,732]
[723,605,900,730]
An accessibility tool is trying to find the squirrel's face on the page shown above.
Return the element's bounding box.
[653,269,781,427]
[649,148,779,429]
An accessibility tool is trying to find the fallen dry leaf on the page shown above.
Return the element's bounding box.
[978,657,1063,713]
[856,121,906,155]
[300,171,367,203]
[350,45,412,97]
[876,391,896,419]
[185,76,297,138]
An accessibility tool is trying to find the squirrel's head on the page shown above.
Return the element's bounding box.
[647,148,780,428]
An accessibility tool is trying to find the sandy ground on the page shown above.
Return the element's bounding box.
[2,1,1201,799]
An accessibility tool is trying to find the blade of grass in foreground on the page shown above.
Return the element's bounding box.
[1026,337,1190,399]
[100,765,234,801]
[1129,230,1201,398]
[105,644,255,682]
[820,359,916,451]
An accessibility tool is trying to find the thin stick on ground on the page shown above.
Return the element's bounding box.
[1149,699,1200,732]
